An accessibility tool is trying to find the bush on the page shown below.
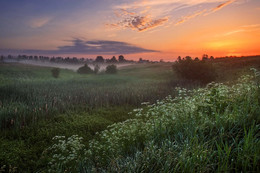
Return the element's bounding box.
[172,56,217,84]
[51,68,60,78]
[77,64,94,74]
[105,65,117,74]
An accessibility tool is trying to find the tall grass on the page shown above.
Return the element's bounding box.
[0,63,175,130]
[56,69,260,172]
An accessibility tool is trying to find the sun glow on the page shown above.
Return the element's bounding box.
[206,40,239,50]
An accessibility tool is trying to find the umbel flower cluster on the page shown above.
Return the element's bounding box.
[43,135,85,172]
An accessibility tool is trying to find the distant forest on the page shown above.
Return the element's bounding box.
[0,54,151,64]
[1,54,260,65]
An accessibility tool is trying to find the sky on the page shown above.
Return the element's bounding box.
[0,0,260,61]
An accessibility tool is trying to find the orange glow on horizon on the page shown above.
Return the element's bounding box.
[0,0,259,61]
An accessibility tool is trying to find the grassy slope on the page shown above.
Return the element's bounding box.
[0,63,174,128]
[0,62,174,172]
[80,71,260,172]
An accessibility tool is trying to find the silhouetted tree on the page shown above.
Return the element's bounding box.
[34,56,38,61]
[72,57,78,63]
[118,55,125,63]
[110,56,118,63]
[185,56,192,61]
[172,56,217,84]
[106,64,117,74]
[95,56,104,63]
[0,55,4,62]
[202,54,209,61]
[51,68,60,78]
[77,64,94,74]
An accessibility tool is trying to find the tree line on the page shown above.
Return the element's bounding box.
[0,55,137,64]
[172,55,217,84]
[0,54,164,64]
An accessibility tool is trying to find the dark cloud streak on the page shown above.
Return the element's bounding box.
[0,39,159,55]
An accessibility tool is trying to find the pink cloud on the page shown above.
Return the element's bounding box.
[109,0,245,31]
[175,10,206,25]
[127,15,169,31]
[29,17,51,28]
[220,24,260,36]
[212,0,235,12]
[114,9,136,17]
[107,14,168,32]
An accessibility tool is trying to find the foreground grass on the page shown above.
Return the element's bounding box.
[0,106,135,172]
[44,69,260,172]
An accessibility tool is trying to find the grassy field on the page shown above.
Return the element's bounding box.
[0,63,174,129]
[0,58,259,172]
[0,62,177,172]
[81,71,260,172]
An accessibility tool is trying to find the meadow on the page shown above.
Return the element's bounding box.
[0,63,174,129]
[80,70,260,172]
[0,62,177,171]
[0,57,259,172]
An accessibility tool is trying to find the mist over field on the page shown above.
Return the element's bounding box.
[3,58,134,71]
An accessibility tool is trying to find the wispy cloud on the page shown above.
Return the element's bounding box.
[108,0,246,31]
[29,17,51,28]
[114,0,227,9]
[175,10,206,25]
[127,16,168,32]
[203,0,236,15]
[0,39,159,55]
[212,0,235,12]
[223,29,245,36]
[114,9,136,17]
[221,24,260,36]
[242,24,260,28]
[108,15,168,32]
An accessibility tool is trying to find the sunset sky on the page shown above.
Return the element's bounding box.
[0,0,260,61]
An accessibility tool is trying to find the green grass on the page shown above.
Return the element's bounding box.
[0,62,176,172]
[0,106,135,171]
[0,63,174,130]
[77,71,260,173]
[0,60,259,172]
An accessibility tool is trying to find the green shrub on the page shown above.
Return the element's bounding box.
[105,65,117,74]
[77,64,93,74]
[172,56,217,84]
[51,68,60,78]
